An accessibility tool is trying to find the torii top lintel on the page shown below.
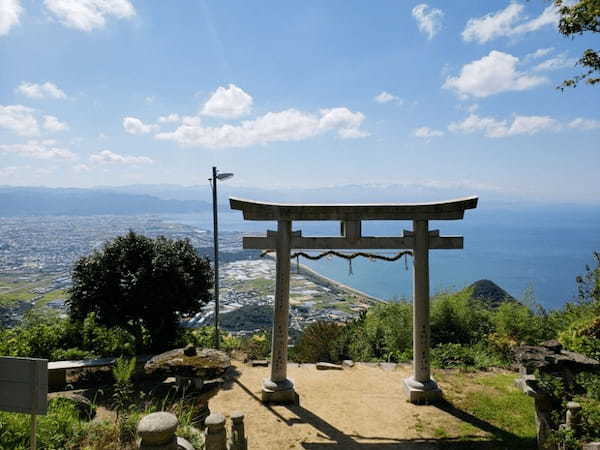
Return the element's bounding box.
[229,196,478,221]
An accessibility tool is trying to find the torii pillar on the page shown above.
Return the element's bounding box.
[230,196,478,405]
[404,219,440,403]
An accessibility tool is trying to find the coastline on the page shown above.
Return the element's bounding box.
[262,254,386,304]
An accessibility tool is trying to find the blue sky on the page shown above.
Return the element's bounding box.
[1,0,599,203]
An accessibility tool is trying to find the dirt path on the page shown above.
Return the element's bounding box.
[210,363,488,449]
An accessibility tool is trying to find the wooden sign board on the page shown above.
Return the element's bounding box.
[0,357,48,415]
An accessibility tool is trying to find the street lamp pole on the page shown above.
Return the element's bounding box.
[212,166,220,349]
[210,167,234,350]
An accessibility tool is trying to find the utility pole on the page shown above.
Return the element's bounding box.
[210,167,233,350]
[212,166,220,349]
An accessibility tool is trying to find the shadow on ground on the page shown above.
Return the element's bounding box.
[231,377,534,450]
[290,400,536,449]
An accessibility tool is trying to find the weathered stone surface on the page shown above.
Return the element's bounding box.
[145,347,231,379]
[139,435,178,450]
[514,342,600,450]
[204,413,226,450]
[583,443,600,450]
[513,341,600,373]
[137,412,178,446]
[229,411,247,450]
[342,360,355,368]
[316,362,343,371]
[540,340,562,353]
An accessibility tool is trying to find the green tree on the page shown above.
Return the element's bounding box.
[555,0,600,88]
[68,231,213,351]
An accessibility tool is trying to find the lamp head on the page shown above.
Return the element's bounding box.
[216,172,234,181]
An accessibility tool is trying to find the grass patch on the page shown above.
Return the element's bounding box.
[36,289,68,307]
[0,288,35,305]
[438,370,537,448]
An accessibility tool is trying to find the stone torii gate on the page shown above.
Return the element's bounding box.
[230,196,478,404]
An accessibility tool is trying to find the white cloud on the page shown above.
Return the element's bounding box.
[414,126,444,138]
[158,113,181,123]
[533,53,577,72]
[90,149,153,165]
[0,104,39,136]
[122,116,158,135]
[156,107,368,149]
[526,47,554,60]
[462,3,523,43]
[0,166,18,177]
[443,50,547,98]
[511,4,558,35]
[201,84,253,118]
[462,3,558,43]
[44,0,135,31]
[568,118,600,130]
[0,0,22,36]
[181,116,202,126]
[337,128,369,139]
[412,4,443,39]
[374,91,400,104]
[508,115,557,135]
[0,139,76,159]
[43,115,68,132]
[17,81,66,99]
[449,113,557,138]
[73,163,91,172]
[319,107,366,137]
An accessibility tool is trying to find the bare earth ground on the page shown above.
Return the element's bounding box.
[210,362,527,450]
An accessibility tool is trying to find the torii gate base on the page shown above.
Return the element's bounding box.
[230,196,478,405]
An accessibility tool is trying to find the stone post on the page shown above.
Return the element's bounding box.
[565,401,582,430]
[262,220,296,403]
[204,413,227,450]
[404,220,442,404]
[229,411,248,450]
[137,412,193,450]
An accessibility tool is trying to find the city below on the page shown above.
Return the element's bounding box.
[0,214,377,330]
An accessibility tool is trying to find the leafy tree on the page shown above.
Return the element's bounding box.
[68,231,213,351]
[555,0,600,88]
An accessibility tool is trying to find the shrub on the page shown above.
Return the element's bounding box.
[559,316,600,360]
[431,343,504,370]
[240,331,271,360]
[356,302,412,361]
[81,313,137,357]
[0,398,82,450]
[292,321,344,363]
[112,357,137,416]
[431,291,492,346]
[0,311,78,360]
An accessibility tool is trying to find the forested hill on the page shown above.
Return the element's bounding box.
[0,186,211,216]
[462,279,517,308]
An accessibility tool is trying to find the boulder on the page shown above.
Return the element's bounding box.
[513,341,600,374]
[145,347,231,380]
[316,362,343,371]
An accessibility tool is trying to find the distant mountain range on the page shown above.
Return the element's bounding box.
[0,186,212,216]
[2,183,598,218]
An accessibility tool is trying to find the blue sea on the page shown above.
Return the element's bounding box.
[162,204,600,310]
